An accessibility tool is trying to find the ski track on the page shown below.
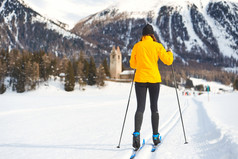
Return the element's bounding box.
[134,98,190,159]
[133,96,238,159]
[190,98,238,159]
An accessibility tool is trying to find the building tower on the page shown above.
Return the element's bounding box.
[110,46,122,79]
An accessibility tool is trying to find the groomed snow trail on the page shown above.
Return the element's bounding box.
[0,81,238,159]
[136,96,238,159]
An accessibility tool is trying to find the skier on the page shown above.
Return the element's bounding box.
[130,24,173,149]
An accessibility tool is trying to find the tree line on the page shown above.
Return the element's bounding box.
[158,59,238,90]
[0,49,110,94]
[1,48,237,94]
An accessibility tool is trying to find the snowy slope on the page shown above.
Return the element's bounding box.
[0,0,100,58]
[114,0,207,12]
[72,0,238,67]
[113,0,238,15]
[0,79,238,159]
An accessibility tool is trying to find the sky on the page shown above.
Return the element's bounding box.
[23,0,117,29]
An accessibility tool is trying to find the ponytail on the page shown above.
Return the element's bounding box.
[150,34,157,42]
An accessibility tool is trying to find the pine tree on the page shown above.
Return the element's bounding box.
[25,61,33,91]
[59,56,69,76]
[38,50,47,81]
[42,54,51,81]
[15,57,25,93]
[78,52,86,90]
[7,50,25,93]
[72,55,79,79]
[0,60,7,94]
[83,59,89,83]
[48,53,58,76]
[20,51,33,91]
[96,64,106,87]
[31,62,40,90]
[0,83,6,94]
[88,56,96,85]
[8,50,18,91]
[0,49,8,78]
[65,61,75,91]
[233,78,238,90]
[102,58,110,77]
[0,50,7,79]
[185,78,194,89]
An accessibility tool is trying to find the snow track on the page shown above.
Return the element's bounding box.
[0,81,238,159]
[190,98,238,159]
[159,99,189,141]
[131,97,238,159]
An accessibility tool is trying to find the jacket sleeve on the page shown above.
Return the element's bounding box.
[130,45,137,69]
[158,44,173,65]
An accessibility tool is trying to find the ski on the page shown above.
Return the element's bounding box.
[151,136,162,152]
[130,139,145,159]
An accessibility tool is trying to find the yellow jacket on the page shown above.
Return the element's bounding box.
[130,36,173,83]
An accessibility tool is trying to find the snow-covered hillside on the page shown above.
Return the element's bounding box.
[0,0,99,58]
[0,79,238,159]
[72,0,238,67]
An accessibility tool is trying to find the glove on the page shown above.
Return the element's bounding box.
[167,47,172,52]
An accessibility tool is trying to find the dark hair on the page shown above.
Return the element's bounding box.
[142,24,154,35]
[140,34,157,42]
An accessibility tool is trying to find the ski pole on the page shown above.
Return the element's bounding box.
[171,64,188,144]
[117,70,136,148]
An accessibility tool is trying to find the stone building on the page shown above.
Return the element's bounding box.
[110,46,134,80]
[110,46,122,79]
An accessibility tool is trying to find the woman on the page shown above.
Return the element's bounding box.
[130,24,173,149]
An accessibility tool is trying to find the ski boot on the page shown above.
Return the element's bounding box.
[132,132,140,150]
[153,133,161,146]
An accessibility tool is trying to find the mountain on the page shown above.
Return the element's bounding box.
[72,0,238,68]
[0,0,105,60]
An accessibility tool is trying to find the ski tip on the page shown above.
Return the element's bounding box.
[151,145,158,152]
[130,154,135,159]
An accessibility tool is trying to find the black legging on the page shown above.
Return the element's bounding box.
[134,82,160,135]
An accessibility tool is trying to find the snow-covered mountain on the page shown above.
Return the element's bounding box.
[72,0,238,67]
[1,0,238,67]
[0,0,103,59]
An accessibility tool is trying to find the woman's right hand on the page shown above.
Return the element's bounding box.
[167,48,172,52]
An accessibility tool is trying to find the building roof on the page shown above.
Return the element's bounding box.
[120,70,134,75]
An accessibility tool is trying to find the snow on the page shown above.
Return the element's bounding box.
[190,77,233,93]
[31,14,81,40]
[109,0,238,60]
[0,78,238,159]
[200,1,238,59]
[30,13,98,49]
[222,67,238,74]
[113,0,237,13]
[202,93,238,143]
[20,0,238,29]
[120,70,134,75]
[0,0,7,13]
